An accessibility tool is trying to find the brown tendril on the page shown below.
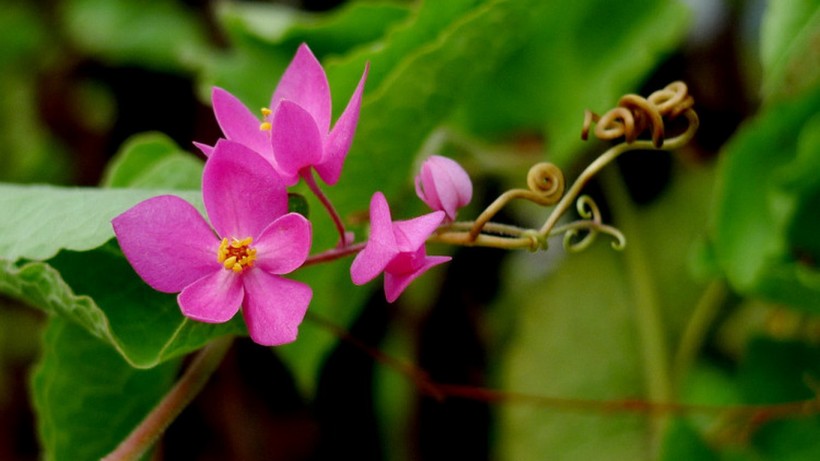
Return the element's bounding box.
[581,81,693,148]
[467,162,564,241]
[427,81,698,254]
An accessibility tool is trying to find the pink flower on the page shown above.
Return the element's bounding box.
[415,155,472,221]
[112,140,313,346]
[198,43,368,186]
[350,192,450,302]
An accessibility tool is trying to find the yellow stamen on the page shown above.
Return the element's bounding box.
[259,108,273,132]
[217,236,256,273]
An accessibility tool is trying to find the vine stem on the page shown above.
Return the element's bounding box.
[309,311,820,422]
[601,167,671,455]
[302,169,348,246]
[672,280,728,389]
[101,335,234,461]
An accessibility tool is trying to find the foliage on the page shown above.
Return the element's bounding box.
[0,0,818,460]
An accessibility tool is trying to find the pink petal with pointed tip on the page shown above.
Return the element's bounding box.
[113,195,219,293]
[316,63,368,185]
[178,269,243,323]
[254,213,312,275]
[203,140,287,239]
[392,210,445,252]
[270,100,324,185]
[193,141,214,157]
[270,44,331,134]
[241,270,312,346]
[383,255,451,303]
[351,192,399,285]
[212,87,271,156]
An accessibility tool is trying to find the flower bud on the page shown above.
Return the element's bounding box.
[414,155,472,221]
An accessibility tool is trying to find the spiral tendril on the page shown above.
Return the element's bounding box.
[526,162,565,203]
[581,81,694,148]
[427,81,697,256]
[467,162,565,241]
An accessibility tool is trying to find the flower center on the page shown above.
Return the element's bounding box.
[217,237,257,273]
[259,107,272,131]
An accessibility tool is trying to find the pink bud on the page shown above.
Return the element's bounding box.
[414,155,472,221]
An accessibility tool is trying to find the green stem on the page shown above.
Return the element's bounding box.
[672,280,728,391]
[101,335,233,461]
[602,168,671,453]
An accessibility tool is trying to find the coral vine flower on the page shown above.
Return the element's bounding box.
[415,155,472,221]
[350,192,450,303]
[112,140,313,346]
[199,43,369,186]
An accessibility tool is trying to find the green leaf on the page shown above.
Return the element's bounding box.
[218,1,410,55]
[660,419,720,461]
[710,86,820,311]
[453,0,690,166]
[760,0,820,102]
[739,337,820,460]
[59,0,210,72]
[287,193,310,217]
[329,0,536,218]
[1,244,243,368]
[495,244,648,461]
[0,74,71,183]
[101,132,203,190]
[0,3,47,65]
[31,316,180,460]
[0,184,200,262]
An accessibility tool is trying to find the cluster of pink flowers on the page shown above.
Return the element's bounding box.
[113,44,472,346]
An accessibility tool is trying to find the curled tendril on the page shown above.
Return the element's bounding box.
[427,81,697,256]
[467,162,565,241]
[549,196,626,253]
[581,81,694,148]
[526,162,565,203]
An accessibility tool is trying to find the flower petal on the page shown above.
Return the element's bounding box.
[414,168,441,211]
[415,155,472,220]
[316,63,369,185]
[270,43,331,134]
[270,100,324,185]
[383,255,451,303]
[178,269,243,323]
[203,139,288,239]
[254,213,312,275]
[212,87,271,157]
[241,270,312,346]
[432,156,473,219]
[193,141,214,158]
[112,195,219,293]
[351,192,399,285]
[392,210,445,252]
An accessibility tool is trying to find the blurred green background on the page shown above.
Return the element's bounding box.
[1,0,819,460]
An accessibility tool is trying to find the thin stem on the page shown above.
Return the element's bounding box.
[302,169,348,246]
[311,309,820,422]
[303,242,366,267]
[672,280,728,391]
[102,335,233,461]
[601,167,672,454]
[428,231,541,250]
